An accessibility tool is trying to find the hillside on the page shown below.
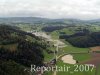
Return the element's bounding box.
[0,25,48,75]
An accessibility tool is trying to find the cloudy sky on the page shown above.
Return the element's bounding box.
[0,0,100,20]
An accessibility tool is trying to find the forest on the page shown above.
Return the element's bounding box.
[0,25,48,75]
[60,31,100,48]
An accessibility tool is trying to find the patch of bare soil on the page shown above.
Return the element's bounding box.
[61,54,76,64]
[90,46,100,52]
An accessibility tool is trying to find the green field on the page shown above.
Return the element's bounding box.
[57,60,95,75]
[17,24,100,75]
[44,25,98,75]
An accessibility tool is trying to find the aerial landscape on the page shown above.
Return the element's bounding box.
[0,0,100,75]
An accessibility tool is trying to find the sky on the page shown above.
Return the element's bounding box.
[0,0,100,20]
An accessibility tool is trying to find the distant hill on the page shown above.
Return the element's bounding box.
[0,17,100,23]
[0,17,51,24]
[0,17,100,25]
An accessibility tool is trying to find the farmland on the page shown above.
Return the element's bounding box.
[15,22,100,75]
[41,24,100,75]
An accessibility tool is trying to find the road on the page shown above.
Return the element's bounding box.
[32,31,67,75]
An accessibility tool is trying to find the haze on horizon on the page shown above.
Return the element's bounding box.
[0,0,100,20]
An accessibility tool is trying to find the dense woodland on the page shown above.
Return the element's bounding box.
[0,25,48,75]
[60,31,100,48]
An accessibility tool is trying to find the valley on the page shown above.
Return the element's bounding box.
[0,17,100,75]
